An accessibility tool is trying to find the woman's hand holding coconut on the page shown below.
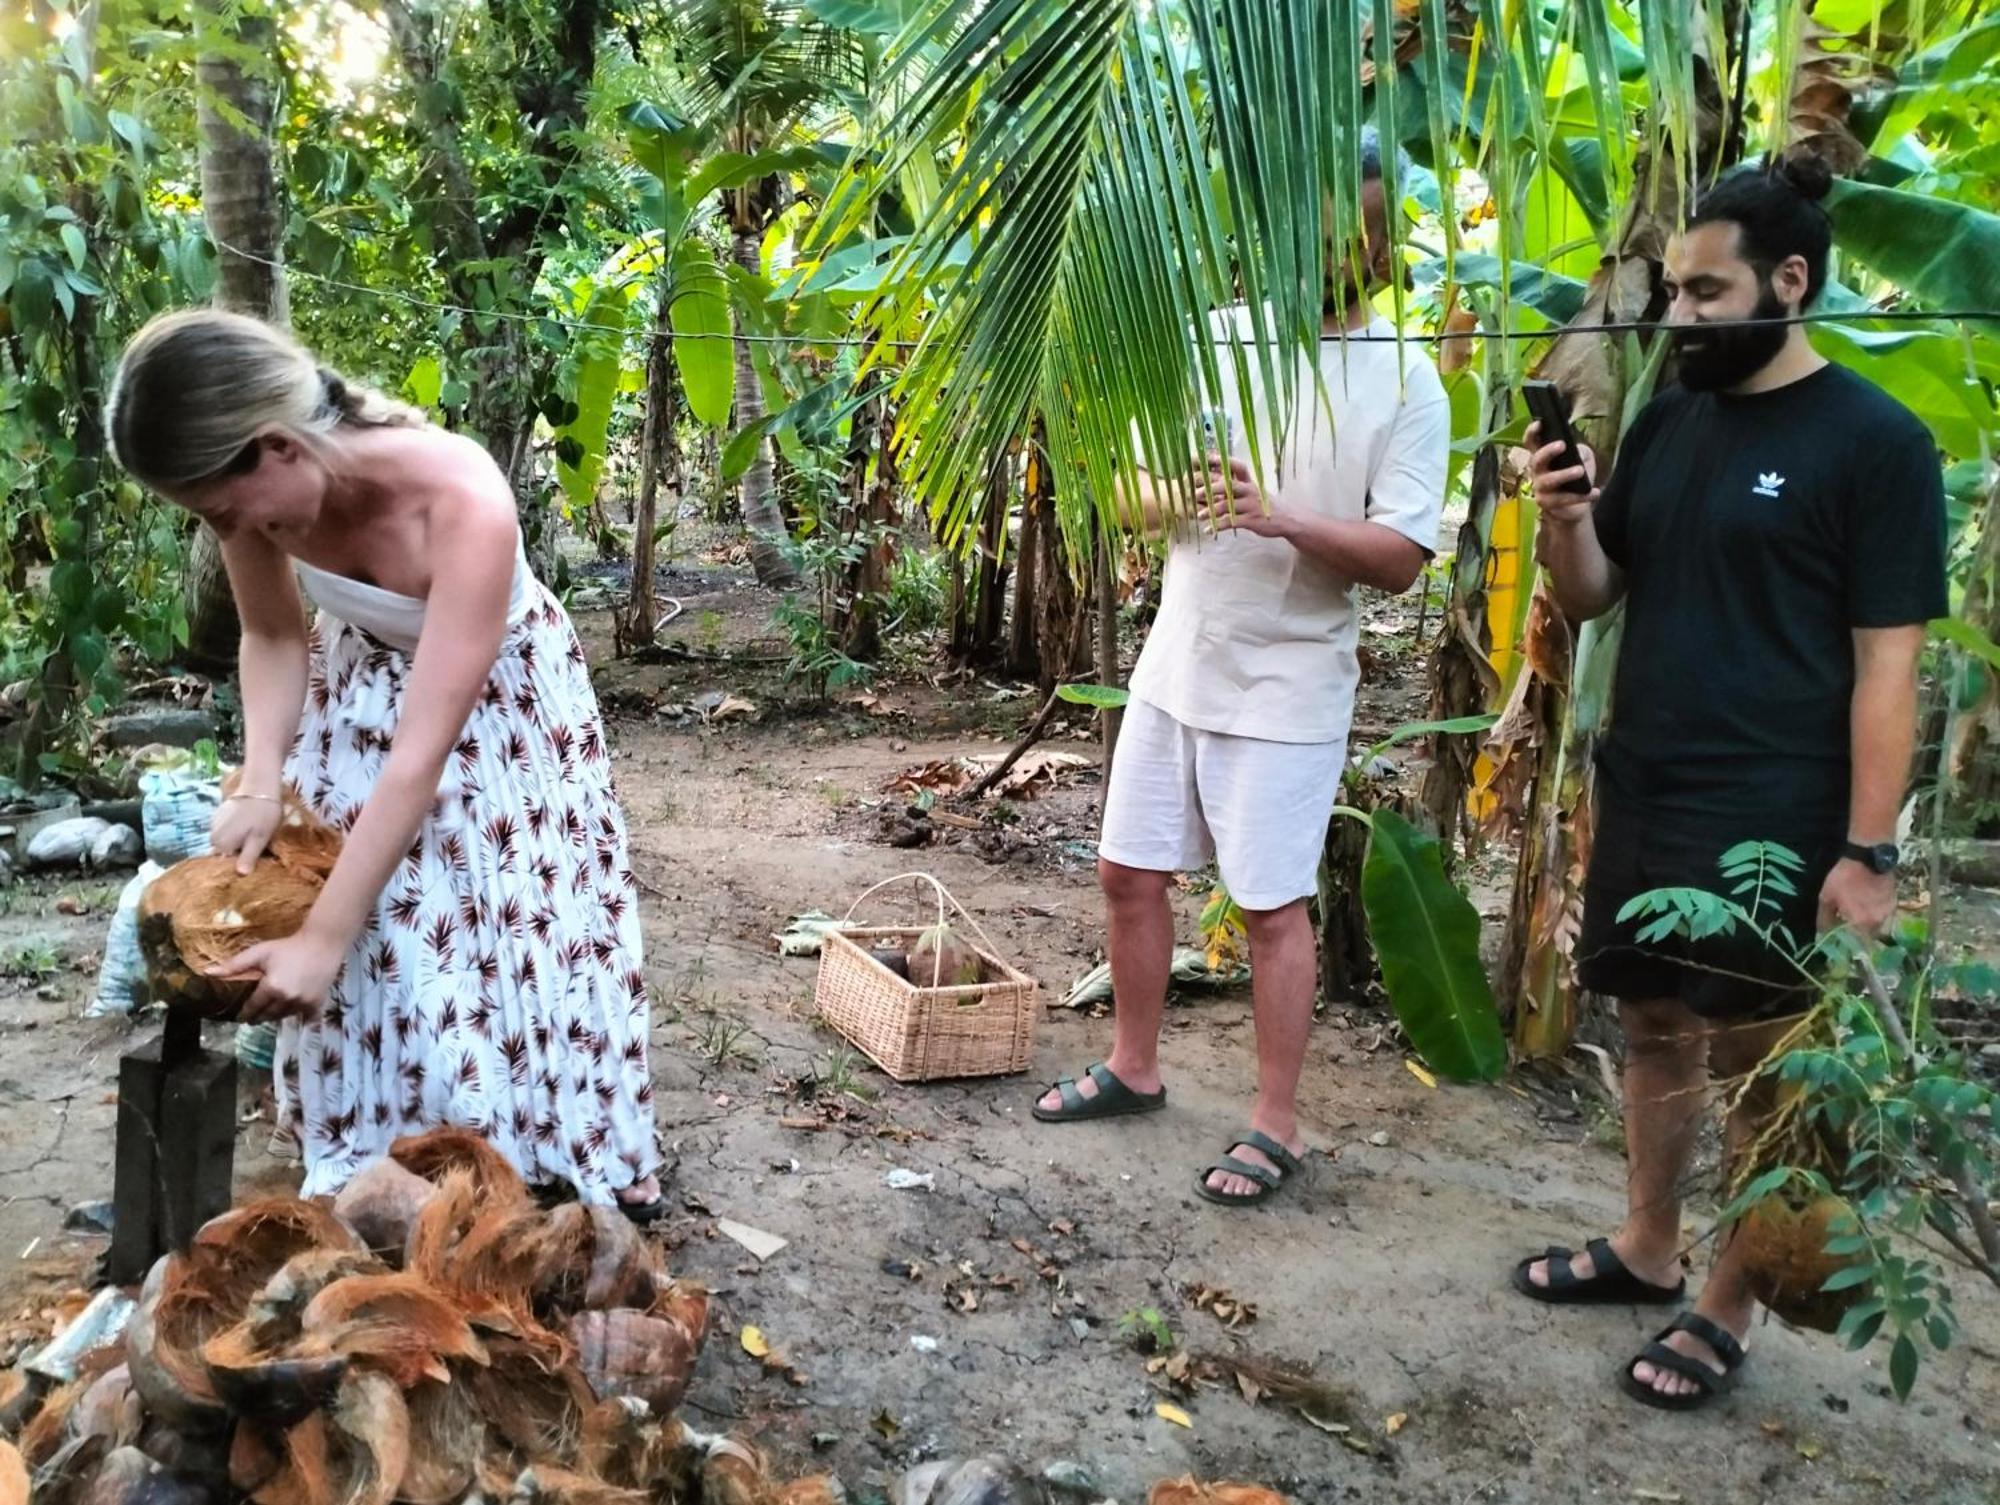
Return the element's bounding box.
[210,787,284,875]
[214,924,349,1023]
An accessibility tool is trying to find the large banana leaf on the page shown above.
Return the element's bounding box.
[555,280,632,516]
[1825,179,2000,309]
[670,239,734,428]
[1358,808,1507,1082]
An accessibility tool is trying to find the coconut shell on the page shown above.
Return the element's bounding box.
[0,1369,44,1436]
[199,1330,346,1431]
[295,1274,489,1388]
[396,1379,484,1505]
[330,1161,437,1263]
[1148,1483,1292,1505]
[80,1446,219,1505]
[564,1309,699,1417]
[226,1423,284,1496]
[0,1441,24,1505]
[70,1366,143,1450]
[388,1129,529,1209]
[189,1201,368,1314]
[907,923,985,989]
[1738,1191,1865,1333]
[128,1258,227,1436]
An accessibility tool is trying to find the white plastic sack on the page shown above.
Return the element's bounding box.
[87,861,163,1018]
[26,816,113,869]
[140,770,220,864]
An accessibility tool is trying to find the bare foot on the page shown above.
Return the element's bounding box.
[617,1173,663,1206]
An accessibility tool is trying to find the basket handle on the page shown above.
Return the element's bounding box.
[841,871,1007,988]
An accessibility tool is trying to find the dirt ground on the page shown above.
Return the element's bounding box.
[3,556,1998,1504]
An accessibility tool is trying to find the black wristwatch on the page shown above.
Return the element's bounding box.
[1841,840,1899,874]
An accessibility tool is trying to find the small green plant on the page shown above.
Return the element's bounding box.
[1115,1307,1177,1355]
[3,938,62,980]
[1199,882,1248,972]
[696,610,725,657]
[691,1011,760,1069]
[884,546,948,637]
[819,1046,879,1104]
[1623,844,2000,1400]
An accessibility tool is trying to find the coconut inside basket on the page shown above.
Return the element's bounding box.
[137,788,341,1018]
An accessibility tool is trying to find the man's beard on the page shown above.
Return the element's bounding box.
[1672,285,1791,392]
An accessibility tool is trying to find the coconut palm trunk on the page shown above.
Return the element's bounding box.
[731,224,797,586]
[185,4,285,672]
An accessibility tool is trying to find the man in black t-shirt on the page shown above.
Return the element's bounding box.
[1509,160,1948,1411]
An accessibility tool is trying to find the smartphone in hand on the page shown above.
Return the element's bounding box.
[1521,380,1590,495]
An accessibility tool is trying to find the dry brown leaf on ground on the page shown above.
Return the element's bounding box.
[1185,1284,1258,1329]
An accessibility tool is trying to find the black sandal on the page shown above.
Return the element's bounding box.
[1032,1062,1166,1123]
[1619,1311,1748,1412]
[1511,1237,1687,1305]
[1194,1130,1303,1207]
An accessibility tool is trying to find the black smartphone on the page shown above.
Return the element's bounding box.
[1521,379,1590,495]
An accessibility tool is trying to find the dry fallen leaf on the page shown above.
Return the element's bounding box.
[1385,1412,1408,1436]
[1405,1060,1438,1089]
[1796,1441,1823,1462]
[870,1410,900,1441]
[1631,1491,1682,1503]
[1155,1402,1193,1430]
[1759,1420,1786,1437]
[740,1326,770,1360]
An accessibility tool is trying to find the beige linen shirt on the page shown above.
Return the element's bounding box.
[1129,308,1451,745]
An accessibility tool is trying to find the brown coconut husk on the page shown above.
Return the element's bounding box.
[532,1204,662,1317]
[577,1401,688,1495]
[138,786,341,1019]
[295,1274,490,1388]
[129,1204,364,1437]
[247,1370,407,1505]
[1149,1484,1293,1505]
[489,1462,645,1505]
[0,1369,40,1435]
[397,1378,486,1505]
[468,1337,591,1459]
[331,1160,437,1264]
[0,1441,25,1505]
[389,1129,530,1210]
[700,1439,778,1505]
[776,1480,847,1505]
[17,1380,82,1468]
[1723,1012,1865,1334]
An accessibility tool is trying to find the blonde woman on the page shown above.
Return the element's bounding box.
[107,309,665,1220]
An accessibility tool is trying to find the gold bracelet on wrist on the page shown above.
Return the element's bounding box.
[227,793,283,806]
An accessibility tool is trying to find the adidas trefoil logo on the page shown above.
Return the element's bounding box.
[1753,471,1786,498]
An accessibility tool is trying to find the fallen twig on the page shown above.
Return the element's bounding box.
[959,608,1095,804]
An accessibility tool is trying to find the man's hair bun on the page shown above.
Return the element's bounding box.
[1774,152,1834,204]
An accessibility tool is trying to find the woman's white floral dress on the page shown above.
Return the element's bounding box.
[274,574,658,1202]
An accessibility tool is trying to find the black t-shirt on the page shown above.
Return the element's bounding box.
[1591,363,1948,830]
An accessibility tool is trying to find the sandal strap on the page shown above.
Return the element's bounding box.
[1055,1078,1085,1114]
[1584,1237,1626,1279]
[1208,1155,1280,1189]
[1086,1062,1121,1093]
[1634,1342,1726,1394]
[1663,1311,1746,1370]
[1237,1130,1301,1173]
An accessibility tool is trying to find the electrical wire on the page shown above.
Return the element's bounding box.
[210,236,2000,349]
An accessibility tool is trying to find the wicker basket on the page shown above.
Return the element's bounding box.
[815,874,1038,1083]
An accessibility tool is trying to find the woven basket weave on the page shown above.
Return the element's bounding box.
[814,874,1038,1083]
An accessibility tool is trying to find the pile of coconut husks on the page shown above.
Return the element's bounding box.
[0,1128,839,1505]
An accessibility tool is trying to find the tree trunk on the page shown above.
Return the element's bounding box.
[185,3,285,673]
[971,457,1012,659]
[1007,475,1042,679]
[1948,473,2000,835]
[619,281,679,655]
[1028,438,1087,697]
[731,230,797,587]
[1096,522,1122,787]
[383,0,598,555]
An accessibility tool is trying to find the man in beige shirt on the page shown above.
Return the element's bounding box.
[1034,130,1450,1205]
